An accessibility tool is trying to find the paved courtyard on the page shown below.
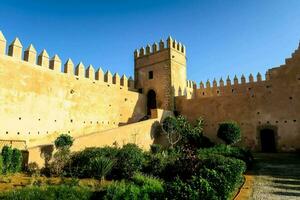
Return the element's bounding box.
[250,153,300,200]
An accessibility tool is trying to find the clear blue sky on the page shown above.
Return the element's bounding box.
[0,0,300,83]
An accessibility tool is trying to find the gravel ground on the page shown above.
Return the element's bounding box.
[250,153,300,200]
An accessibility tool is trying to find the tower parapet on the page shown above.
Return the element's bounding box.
[134,36,187,111]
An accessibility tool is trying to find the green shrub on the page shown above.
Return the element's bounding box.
[150,144,162,154]
[11,148,22,173]
[142,153,168,177]
[67,146,118,178]
[165,177,198,200]
[190,176,218,200]
[200,154,246,198]
[54,134,74,150]
[0,185,93,200]
[2,146,13,173]
[161,148,201,181]
[27,162,40,176]
[198,144,253,168]
[217,121,241,145]
[111,144,145,180]
[50,148,71,177]
[104,173,164,200]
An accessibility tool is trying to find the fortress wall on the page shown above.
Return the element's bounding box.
[176,46,300,152]
[0,34,146,146]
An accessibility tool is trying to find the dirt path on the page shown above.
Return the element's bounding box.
[249,153,300,200]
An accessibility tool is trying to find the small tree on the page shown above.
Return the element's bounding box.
[2,146,13,173]
[54,134,74,150]
[162,116,182,148]
[217,121,241,145]
[50,134,74,177]
[11,148,22,173]
[90,156,114,184]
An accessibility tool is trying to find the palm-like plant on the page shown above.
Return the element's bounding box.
[90,156,114,184]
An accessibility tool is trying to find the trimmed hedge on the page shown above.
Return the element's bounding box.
[0,186,93,200]
[198,144,253,168]
[217,121,241,145]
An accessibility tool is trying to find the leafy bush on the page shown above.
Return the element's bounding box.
[198,144,253,168]
[54,134,74,150]
[1,146,22,173]
[27,162,40,176]
[104,173,164,200]
[165,177,199,200]
[2,146,12,173]
[142,153,168,177]
[166,175,218,200]
[150,144,162,154]
[0,185,93,200]
[11,148,22,173]
[50,148,71,177]
[111,144,145,180]
[161,148,201,181]
[200,154,246,198]
[67,146,118,178]
[217,121,241,145]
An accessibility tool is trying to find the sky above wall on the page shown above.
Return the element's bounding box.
[0,0,300,83]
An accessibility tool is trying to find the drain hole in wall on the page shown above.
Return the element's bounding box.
[90,121,92,124]
[293,120,297,122]
[38,118,41,121]
[28,132,30,134]
[17,132,20,135]
[38,131,40,134]
[19,117,21,120]
[70,119,73,123]
[289,97,293,100]
[54,120,57,122]
[6,131,8,134]
[68,131,70,133]
[284,120,287,123]
[276,121,279,123]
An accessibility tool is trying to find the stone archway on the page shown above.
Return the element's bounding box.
[147,90,157,115]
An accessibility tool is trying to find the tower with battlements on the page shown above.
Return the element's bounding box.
[134,36,190,113]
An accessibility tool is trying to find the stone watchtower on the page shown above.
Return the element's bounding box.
[134,36,187,114]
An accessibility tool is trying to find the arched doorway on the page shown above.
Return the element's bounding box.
[260,128,276,152]
[147,90,157,115]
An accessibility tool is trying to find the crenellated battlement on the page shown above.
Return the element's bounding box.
[194,72,270,98]
[0,31,137,90]
[134,36,186,59]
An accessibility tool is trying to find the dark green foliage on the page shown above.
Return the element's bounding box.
[26,162,40,176]
[54,134,74,150]
[217,121,241,145]
[1,146,22,173]
[0,186,92,200]
[111,143,145,180]
[150,144,162,154]
[162,115,214,149]
[50,148,71,177]
[142,153,168,177]
[11,148,22,173]
[2,146,12,173]
[67,146,118,178]
[166,177,198,200]
[161,148,202,181]
[166,176,218,200]
[201,154,246,199]
[198,144,253,168]
[104,173,164,200]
